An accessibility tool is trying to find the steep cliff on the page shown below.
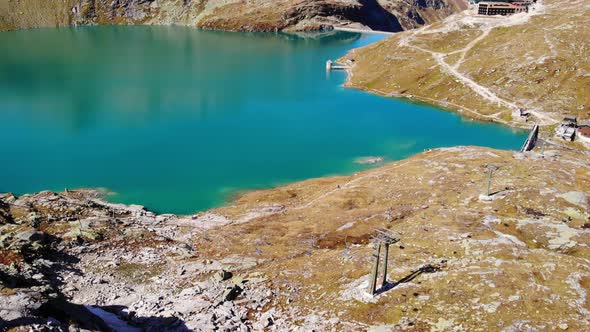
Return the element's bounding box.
[0,0,467,32]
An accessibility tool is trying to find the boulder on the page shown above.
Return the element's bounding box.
[0,289,46,321]
[213,270,233,282]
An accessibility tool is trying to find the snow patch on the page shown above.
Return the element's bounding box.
[85,306,142,332]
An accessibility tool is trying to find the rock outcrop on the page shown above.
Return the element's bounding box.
[0,0,467,32]
[0,190,276,331]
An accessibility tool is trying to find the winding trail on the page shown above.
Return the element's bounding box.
[451,28,491,70]
[394,4,559,126]
[407,30,518,111]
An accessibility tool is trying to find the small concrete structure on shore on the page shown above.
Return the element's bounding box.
[326,60,349,71]
[555,115,577,141]
[513,108,530,122]
[521,123,539,152]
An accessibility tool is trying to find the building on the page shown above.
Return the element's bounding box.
[578,121,590,140]
[477,1,531,16]
[555,116,577,141]
[473,0,535,3]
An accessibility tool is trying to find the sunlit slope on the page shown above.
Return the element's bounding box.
[0,0,77,31]
[0,0,466,32]
[3,145,589,330]
[345,0,590,128]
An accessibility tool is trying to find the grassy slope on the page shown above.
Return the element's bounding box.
[198,145,590,330]
[0,0,78,31]
[4,145,588,330]
[345,0,590,130]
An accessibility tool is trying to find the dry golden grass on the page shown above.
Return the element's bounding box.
[191,145,590,330]
[346,0,590,130]
[0,0,77,31]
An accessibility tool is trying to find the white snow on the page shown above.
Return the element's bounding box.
[85,306,142,332]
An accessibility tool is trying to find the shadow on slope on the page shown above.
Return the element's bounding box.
[357,0,404,32]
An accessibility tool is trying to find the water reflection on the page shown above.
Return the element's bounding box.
[0,26,525,213]
[0,27,361,131]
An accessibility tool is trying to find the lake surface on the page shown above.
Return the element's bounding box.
[0,26,526,214]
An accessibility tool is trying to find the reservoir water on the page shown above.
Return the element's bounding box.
[0,26,526,214]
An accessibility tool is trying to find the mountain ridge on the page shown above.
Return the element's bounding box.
[0,0,467,32]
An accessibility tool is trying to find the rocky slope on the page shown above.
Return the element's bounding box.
[0,0,467,32]
[343,0,590,133]
[2,145,590,331]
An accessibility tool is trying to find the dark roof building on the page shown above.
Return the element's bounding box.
[478,1,529,15]
[563,115,578,125]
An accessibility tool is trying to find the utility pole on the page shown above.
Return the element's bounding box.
[368,229,400,296]
[368,243,381,296]
[380,243,390,287]
[484,165,499,196]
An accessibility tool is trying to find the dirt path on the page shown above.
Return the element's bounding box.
[394,3,559,126]
[451,28,491,70]
[409,36,519,110]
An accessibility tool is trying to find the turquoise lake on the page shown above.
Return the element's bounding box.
[0,26,526,214]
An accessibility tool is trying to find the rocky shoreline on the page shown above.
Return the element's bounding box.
[0,190,283,331]
[2,145,590,331]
